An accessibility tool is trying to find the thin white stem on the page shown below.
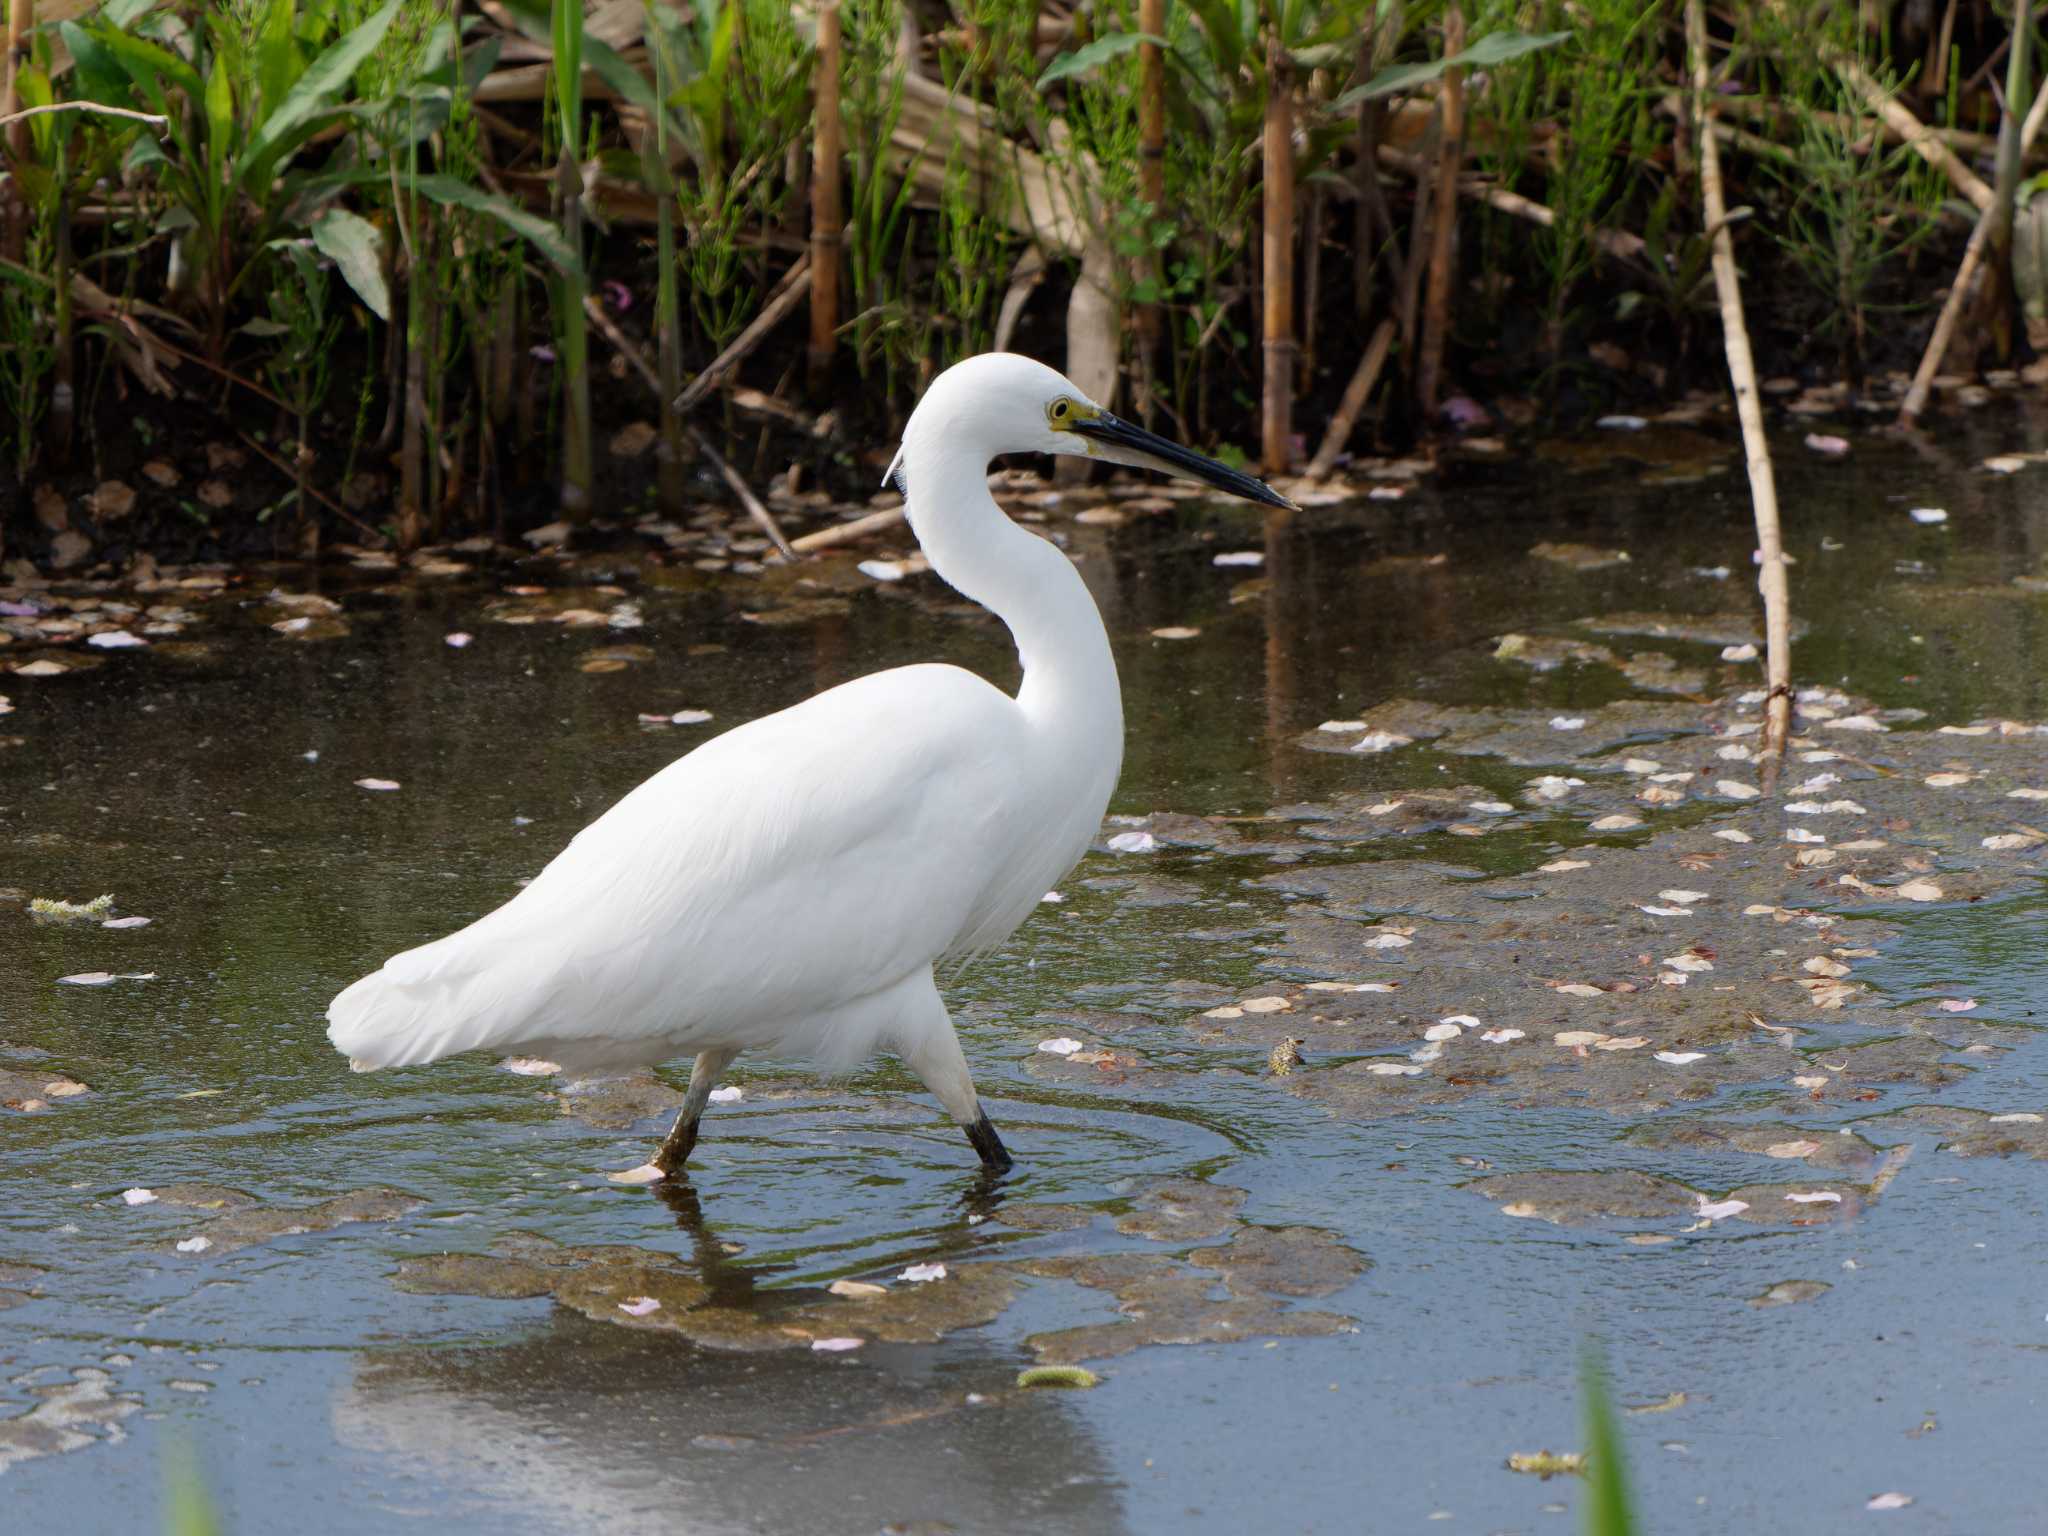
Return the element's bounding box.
[0,102,168,132]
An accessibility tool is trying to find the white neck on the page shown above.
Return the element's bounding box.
[903,442,1121,743]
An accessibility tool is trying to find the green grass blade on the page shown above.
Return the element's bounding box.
[1582,1346,1638,1536]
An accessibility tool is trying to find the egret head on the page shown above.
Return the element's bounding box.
[889,353,1296,510]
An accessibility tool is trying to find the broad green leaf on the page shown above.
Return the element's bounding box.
[1037,31,1166,87]
[60,23,135,113]
[309,206,389,320]
[238,0,398,196]
[204,62,233,194]
[93,26,205,116]
[255,0,300,123]
[1181,0,1245,78]
[1334,29,1568,110]
[408,173,582,276]
[102,0,158,30]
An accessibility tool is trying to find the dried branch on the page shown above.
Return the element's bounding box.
[1691,0,1793,779]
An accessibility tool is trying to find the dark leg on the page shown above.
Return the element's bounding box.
[964,1111,1013,1172]
[652,1047,739,1177]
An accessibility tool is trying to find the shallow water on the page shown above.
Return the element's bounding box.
[4,414,2048,1533]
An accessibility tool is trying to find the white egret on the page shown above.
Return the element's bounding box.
[327,353,1292,1176]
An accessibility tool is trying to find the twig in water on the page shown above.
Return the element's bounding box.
[788,505,905,553]
[1899,79,2048,424]
[581,293,797,559]
[1305,319,1397,479]
[233,429,388,546]
[1690,0,1793,782]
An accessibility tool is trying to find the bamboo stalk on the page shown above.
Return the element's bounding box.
[1899,82,2048,424]
[649,2,684,517]
[1305,318,1396,479]
[1135,0,1165,353]
[48,168,71,466]
[1,0,30,260]
[1414,3,1463,418]
[553,0,592,524]
[809,0,842,391]
[1689,0,1791,779]
[675,256,811,413]
[1260,33,1295,475]
[1983,0,2035,361]
[557,142,593,522]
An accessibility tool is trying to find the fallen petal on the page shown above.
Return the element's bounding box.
[1694,1199,1748,1221]
[122,1188,158,1206]
[898,1263,948,1283]
[617,1296,662,1316]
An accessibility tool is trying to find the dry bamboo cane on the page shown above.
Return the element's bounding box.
[790,505,905,552]
[1,0,32,260]
[1375,143,1647,260]
[808,0,843,392]
[1899,82,2048,426]
[1260,34,1294,475]
[1828,50,1993,211]
[1689,0,1791,780]
[1414,3,1463,418]
[1135,0,1166,354]
[1305,317,1396,479]
[676,256,811,413]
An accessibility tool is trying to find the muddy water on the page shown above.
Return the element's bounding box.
[4,415,2048,1533]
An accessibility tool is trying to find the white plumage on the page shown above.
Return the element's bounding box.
[327,352,1290,1175]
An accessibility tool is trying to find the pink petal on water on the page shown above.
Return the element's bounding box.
[618,1296,661,1316]
[898,1263,947,1283]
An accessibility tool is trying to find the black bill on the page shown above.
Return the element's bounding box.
[1072,412,1297,509]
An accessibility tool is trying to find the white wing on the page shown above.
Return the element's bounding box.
[328,663,1053,1073]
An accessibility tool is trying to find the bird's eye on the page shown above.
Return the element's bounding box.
[1049,398,1073,424]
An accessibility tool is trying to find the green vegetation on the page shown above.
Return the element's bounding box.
[0,0,2038,553]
